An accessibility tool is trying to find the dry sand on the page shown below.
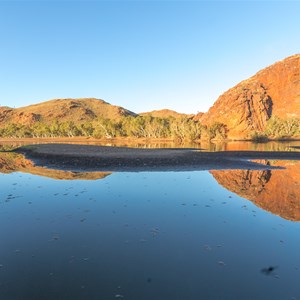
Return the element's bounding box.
[13,143,300,172]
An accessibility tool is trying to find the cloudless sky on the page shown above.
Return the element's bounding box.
[0,1,299,114]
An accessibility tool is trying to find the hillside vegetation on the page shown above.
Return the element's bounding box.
[0,113,227,141]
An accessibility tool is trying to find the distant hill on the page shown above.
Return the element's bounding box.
[0,98,136,126]
[140,109,194,119]
[198,54,300,139]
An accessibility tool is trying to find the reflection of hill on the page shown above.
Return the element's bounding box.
[0,152,111,180]
[211,161,300,221]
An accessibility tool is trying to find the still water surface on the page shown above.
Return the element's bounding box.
[1,160,300,299]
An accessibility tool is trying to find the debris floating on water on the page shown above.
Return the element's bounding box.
[261,266,278,275]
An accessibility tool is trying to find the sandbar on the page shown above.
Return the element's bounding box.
[13,143,300,172]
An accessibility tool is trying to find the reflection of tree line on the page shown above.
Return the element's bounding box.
[0,152,111,180]
[0,140,299,154]
[0,143,27,152]
[211,160,300,221]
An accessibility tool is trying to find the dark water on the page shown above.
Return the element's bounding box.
[1,162,300,299]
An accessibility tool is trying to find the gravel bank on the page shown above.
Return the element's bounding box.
[14,144,300,172]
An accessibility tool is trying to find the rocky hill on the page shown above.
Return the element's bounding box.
[198,54,300,139]
[0,98,136,126]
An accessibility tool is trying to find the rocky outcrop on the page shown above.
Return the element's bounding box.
[0,107,13,122]
[12,112,41,125]
[199,54,300,139]
[211,160,300,221]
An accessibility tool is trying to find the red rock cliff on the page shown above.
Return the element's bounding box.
[199,54,300,139]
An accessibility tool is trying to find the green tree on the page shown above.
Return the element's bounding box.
[207,122,227,140]
[266,116,300,138]
[77,122,94,137]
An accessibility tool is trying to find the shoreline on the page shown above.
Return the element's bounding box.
[1,136,300,143]
[12,143,300,172]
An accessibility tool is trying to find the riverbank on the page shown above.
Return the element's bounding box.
[2,137,300,153]
[13,143,300,172]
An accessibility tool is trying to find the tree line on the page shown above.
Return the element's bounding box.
[0,115,227,141]
[252,116,300,141]
[0,115,299,141]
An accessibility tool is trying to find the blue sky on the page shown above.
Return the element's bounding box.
[0,1,299,114]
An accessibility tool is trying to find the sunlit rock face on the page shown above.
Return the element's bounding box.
[0,152,111,180]
[199,54,300,139]
[211,160,300,221]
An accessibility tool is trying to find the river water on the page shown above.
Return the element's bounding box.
[0,142,300,300]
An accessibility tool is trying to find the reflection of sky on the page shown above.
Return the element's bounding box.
[0,171,300,300]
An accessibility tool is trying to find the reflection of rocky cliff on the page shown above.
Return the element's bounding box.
[0,152,111,180]
[211,161,300,221]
